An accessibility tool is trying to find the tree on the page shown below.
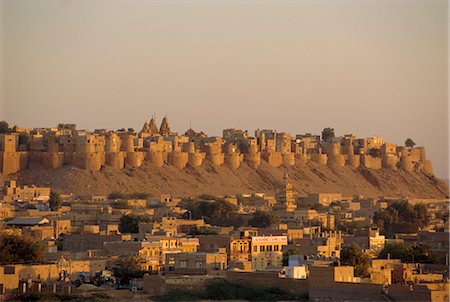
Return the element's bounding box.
[48,190,62,211]
[119,214,152,233]
[340,244,371,277]
[248,211,279,228]
[378,242,438,264]
[282,245,302,266]
[181,199,244,227]
[373,201,429,237]
[321,127,335,142]
[378,242,410,262]
[112,256,147,285]
[0,121,9,133]
[0,234,45,264]
[188,226,218,235]
[405,138,416,149]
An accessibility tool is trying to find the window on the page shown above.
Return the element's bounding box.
[196,261,203,269]
[4,266,15,274]
[179,261,187,268]
[268,245,273,252]
[260,246,265,252]
[274,245,279,251]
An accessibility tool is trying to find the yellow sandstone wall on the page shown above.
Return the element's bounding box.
[400,156,414,172]
[120,134,135,153]
[328,155,346,167]
[205,144,224,166]
[29,152,64,170]
[295,154,309,163]
[225,153,243,169]
[0,152,22,175]
[105,133,121,153]
[72,152,104,171]
[147,150,164,167]
[382,154,399,170]
[105,152,125,169]
[346,154,360,168]
[310,153,328,165]
[282,153,295,166]
[263,151,282,168]
[170,151,188,169]
[244,144,261,167]
[125,152,144,168]
[423,160,433,174]
[361,155,382,170]
[188,152,205,167]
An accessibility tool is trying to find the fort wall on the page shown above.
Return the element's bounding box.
[105,152,125,169]
[361,155,382,170]
[0,129,436,176]
[244,144,261,167]
[282,153,295,166]
[188,152,205,167]
[170,151,189,169]
[310,153,328,165]
[263,151,282,168]
[346,155,360,168]
[125,152,144,168]
[147,150,164,167]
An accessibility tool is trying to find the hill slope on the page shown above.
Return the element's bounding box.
[10,161,449,199]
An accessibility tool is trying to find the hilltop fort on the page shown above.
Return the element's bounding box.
[0,117,446,198]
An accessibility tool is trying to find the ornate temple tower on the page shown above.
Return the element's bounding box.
[275,173,297,212]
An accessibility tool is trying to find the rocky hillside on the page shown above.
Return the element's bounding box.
[8,160,448,199]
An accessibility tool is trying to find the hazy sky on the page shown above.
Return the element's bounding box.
[0,0,448,178]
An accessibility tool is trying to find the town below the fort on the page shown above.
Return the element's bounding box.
[0,118,448,301]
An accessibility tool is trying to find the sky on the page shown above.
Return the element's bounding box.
[0,0,448,179]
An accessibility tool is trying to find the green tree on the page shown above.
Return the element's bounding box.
[410,244,438,264]
[378,242,438,264]
[282,245,302,266]
[248,211,279,228]
[112,256,147,285]
[188,226,218,235]
[373,201,429,237]
[378,242,410,261]
[405,138,416,149]
[0,234,45,264]
[182,199,244,227]
[340,244,371,277]
[119,214,152,233]
[0,121,9,133]
[321,127,335,142]
[48,190,62,211]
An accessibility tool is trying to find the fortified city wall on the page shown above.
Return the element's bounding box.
[0,117,434,177]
